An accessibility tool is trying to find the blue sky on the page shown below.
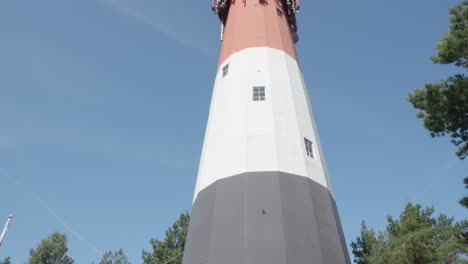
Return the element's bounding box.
[0,0,466,263]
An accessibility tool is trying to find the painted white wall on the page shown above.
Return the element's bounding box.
[194,47,332,201]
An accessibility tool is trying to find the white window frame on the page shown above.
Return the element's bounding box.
[253,86,266,101]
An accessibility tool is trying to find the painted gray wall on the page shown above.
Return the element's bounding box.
[183,172,350,264]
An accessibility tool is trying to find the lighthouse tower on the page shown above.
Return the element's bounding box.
[182,0,350,263]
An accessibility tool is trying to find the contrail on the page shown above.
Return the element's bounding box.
[0,168,102,256]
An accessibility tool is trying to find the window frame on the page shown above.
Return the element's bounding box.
[304,137,315,159]
[222,63,229,77]
[252,86,266,101]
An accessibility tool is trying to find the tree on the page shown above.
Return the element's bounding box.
[350,222,377,264]
[407,1,468,159]
[142,212,189,264]
[461,177,468,208]
[27,232,74,264]
[0,257,11,264]
[350,203,468,264]
[99,249,131,264]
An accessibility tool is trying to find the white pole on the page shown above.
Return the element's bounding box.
[0,214,12,247]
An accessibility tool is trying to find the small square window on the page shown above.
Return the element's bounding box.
[276,8,283,17]
[253,86,265,101]
[304,138,314,158]
[222,64,229,77]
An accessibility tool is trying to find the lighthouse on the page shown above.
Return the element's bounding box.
[182,0,350,263]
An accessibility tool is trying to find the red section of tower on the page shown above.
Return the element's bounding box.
[213,0,301,66]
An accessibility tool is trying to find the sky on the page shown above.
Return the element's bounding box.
[0,0,466,263]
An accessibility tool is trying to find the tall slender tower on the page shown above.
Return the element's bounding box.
[182,1,350,263]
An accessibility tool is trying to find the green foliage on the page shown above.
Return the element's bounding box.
[142,212,189,264]
[407,1,468,159]
[27,232,74,264]
[350,222,377,264]
[0,257,11,264]
[350,203,468,264]
[461,177,468,208]
[99,249,131,264]
[430,1,468,68]
[407,74,468,159]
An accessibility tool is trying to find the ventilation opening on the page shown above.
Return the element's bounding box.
[276,8,283,17]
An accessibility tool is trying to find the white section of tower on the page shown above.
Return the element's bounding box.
[0,214,12,247]
[194,47,332,200]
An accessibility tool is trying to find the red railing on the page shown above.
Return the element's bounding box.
[280,0,299,32]
[212,0,300,33]
[212,0,231,25]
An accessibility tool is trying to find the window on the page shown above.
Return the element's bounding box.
[222,64,229,77]
[276,8,283,17]
[253,86,265,101]
[304,138,314,158]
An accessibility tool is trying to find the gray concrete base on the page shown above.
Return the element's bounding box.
[182,171,350,264]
